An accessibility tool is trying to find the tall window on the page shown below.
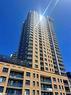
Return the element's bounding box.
[2,67,8,73]
[25,80,30,85]
[33,81,35,86]
[32,90,35,95]
[25,89,30,95]
[37,90,39,95]
[54,85,58,89]
[0,76,6,82]
[55,92,58,95]
[0,86,4,92]
[33,73,35,78]
[26,72,30,77]
[53,78,56,82]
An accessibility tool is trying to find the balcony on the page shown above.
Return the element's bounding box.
[40,76,52,84]
[10,71,23,79]
[7,79,23,88]
[65,87,70,93]
[6,88,22,95]
[41,84,52,92]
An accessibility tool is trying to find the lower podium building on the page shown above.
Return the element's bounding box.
[0,62,71,95]
[0,11,71,95]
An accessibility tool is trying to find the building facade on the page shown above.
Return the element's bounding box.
[0,11,71,95]
[0,62,70,95]
[18,11,65,75]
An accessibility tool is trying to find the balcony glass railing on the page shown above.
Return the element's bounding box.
[5,93,21,95]
[11,75,23,78]
[41,88,52,91]
[8,83,22,87]
[41,79,51,83]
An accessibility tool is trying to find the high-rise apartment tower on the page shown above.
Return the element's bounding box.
[18,11,65,75]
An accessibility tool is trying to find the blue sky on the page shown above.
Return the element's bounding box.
[0,0,71,71]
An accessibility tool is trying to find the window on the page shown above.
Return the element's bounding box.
[25,80,30,85]
[58,78,60,82]
[35,60,38,63]
[35,55,38,58]
[2,67,8,73]
[44,54,46,57]
[33,81,35,86]
[59,85,61,89]
[33,73,35,78]
[37,82,39,86]
[55,92,58,95]
[40,62,44,66]
[0,86,4,92]
[10,70,24,78]
[40,57,43,60]
[37,90,39,95]
[32,90,35,95]
[45,58,47,61]
[45,67,48,70]
[35,44,37,46]
[62,86,64,90]
[60,79,62,83]
[25,89,30,95]
[35,64,38,68]
[26,72,30,77]
[0,76,6,82]
[60,93,62,95]
[45,63,48,66]
[54,85,57,89]
[41,67,44,71]
[37,74,39,78]
[53,78,56,82]
[35,51,38,54]
[52,69,53,72]
[63,80,68,85]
